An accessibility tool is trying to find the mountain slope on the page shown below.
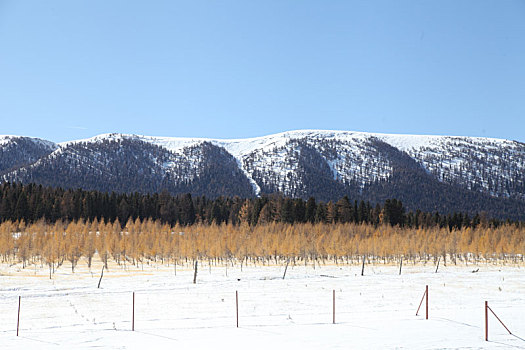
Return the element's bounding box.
[0,136,57,175]
[3,135,253,198]
[361,138,525,219]
[1,130,524,219]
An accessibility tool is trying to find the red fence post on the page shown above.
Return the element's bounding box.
[236,291,239,328]
[17,296,21,336]
[132,292,135,331]
[487,303,513,336]
[425,285,429,320]
[333,290,336,324]
[416,287,426,316]
[485,301,488,341]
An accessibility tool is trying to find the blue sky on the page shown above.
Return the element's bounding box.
[1,1,524,143]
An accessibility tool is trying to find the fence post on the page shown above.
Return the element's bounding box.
[485,301,488,341]
[333,290,336,324]
[132,292,135,331]
[17,296,21,336]
[486,301,513,340]
[425,285,428,320]
[416,285,428,318]
[236,291,239,328]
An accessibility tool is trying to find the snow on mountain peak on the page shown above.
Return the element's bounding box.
[1,129,524,215]
[58,129,518,156]
[25,129,522,201]
[0,135,57,149]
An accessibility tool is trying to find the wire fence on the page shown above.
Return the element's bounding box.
[1,284,524,340]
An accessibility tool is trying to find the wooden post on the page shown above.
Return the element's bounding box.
[485,301,488,341]
[333,290,335,324]
[17,296,21,336]
[132,292,135,331]
[193,260,198,284]
[236,291,239,328]
[485,301,513,340]
[97,266,104,289]
[425,285,428,320]
[361,255,365,276]
[416,285,427,317]
[282,259,290,280]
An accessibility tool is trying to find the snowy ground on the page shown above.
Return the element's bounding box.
[1,258,524,349]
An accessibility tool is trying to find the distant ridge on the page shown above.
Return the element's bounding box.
[1,130,524,220]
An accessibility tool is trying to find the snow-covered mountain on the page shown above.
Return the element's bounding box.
[0,135,58,174]
[1,130,524,218]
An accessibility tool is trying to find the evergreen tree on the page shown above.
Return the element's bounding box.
[293,198,306,223]
[281,198,294,224]
[305,197,316,223]
[179,193,195,225]
[336,196,352,223]
[315,202,327,223]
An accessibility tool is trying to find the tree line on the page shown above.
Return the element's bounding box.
[0,182,519,230]
[1,220,523,278]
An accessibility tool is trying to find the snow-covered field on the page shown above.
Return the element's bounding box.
[1,259,524,349]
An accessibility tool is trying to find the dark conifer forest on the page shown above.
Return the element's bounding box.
[0,182,518,230]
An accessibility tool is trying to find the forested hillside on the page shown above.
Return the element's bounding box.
[1,131,524,220]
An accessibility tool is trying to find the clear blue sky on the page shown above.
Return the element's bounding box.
[1,1,524,143]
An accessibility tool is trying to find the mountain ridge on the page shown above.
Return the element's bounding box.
[1,130,524,220]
